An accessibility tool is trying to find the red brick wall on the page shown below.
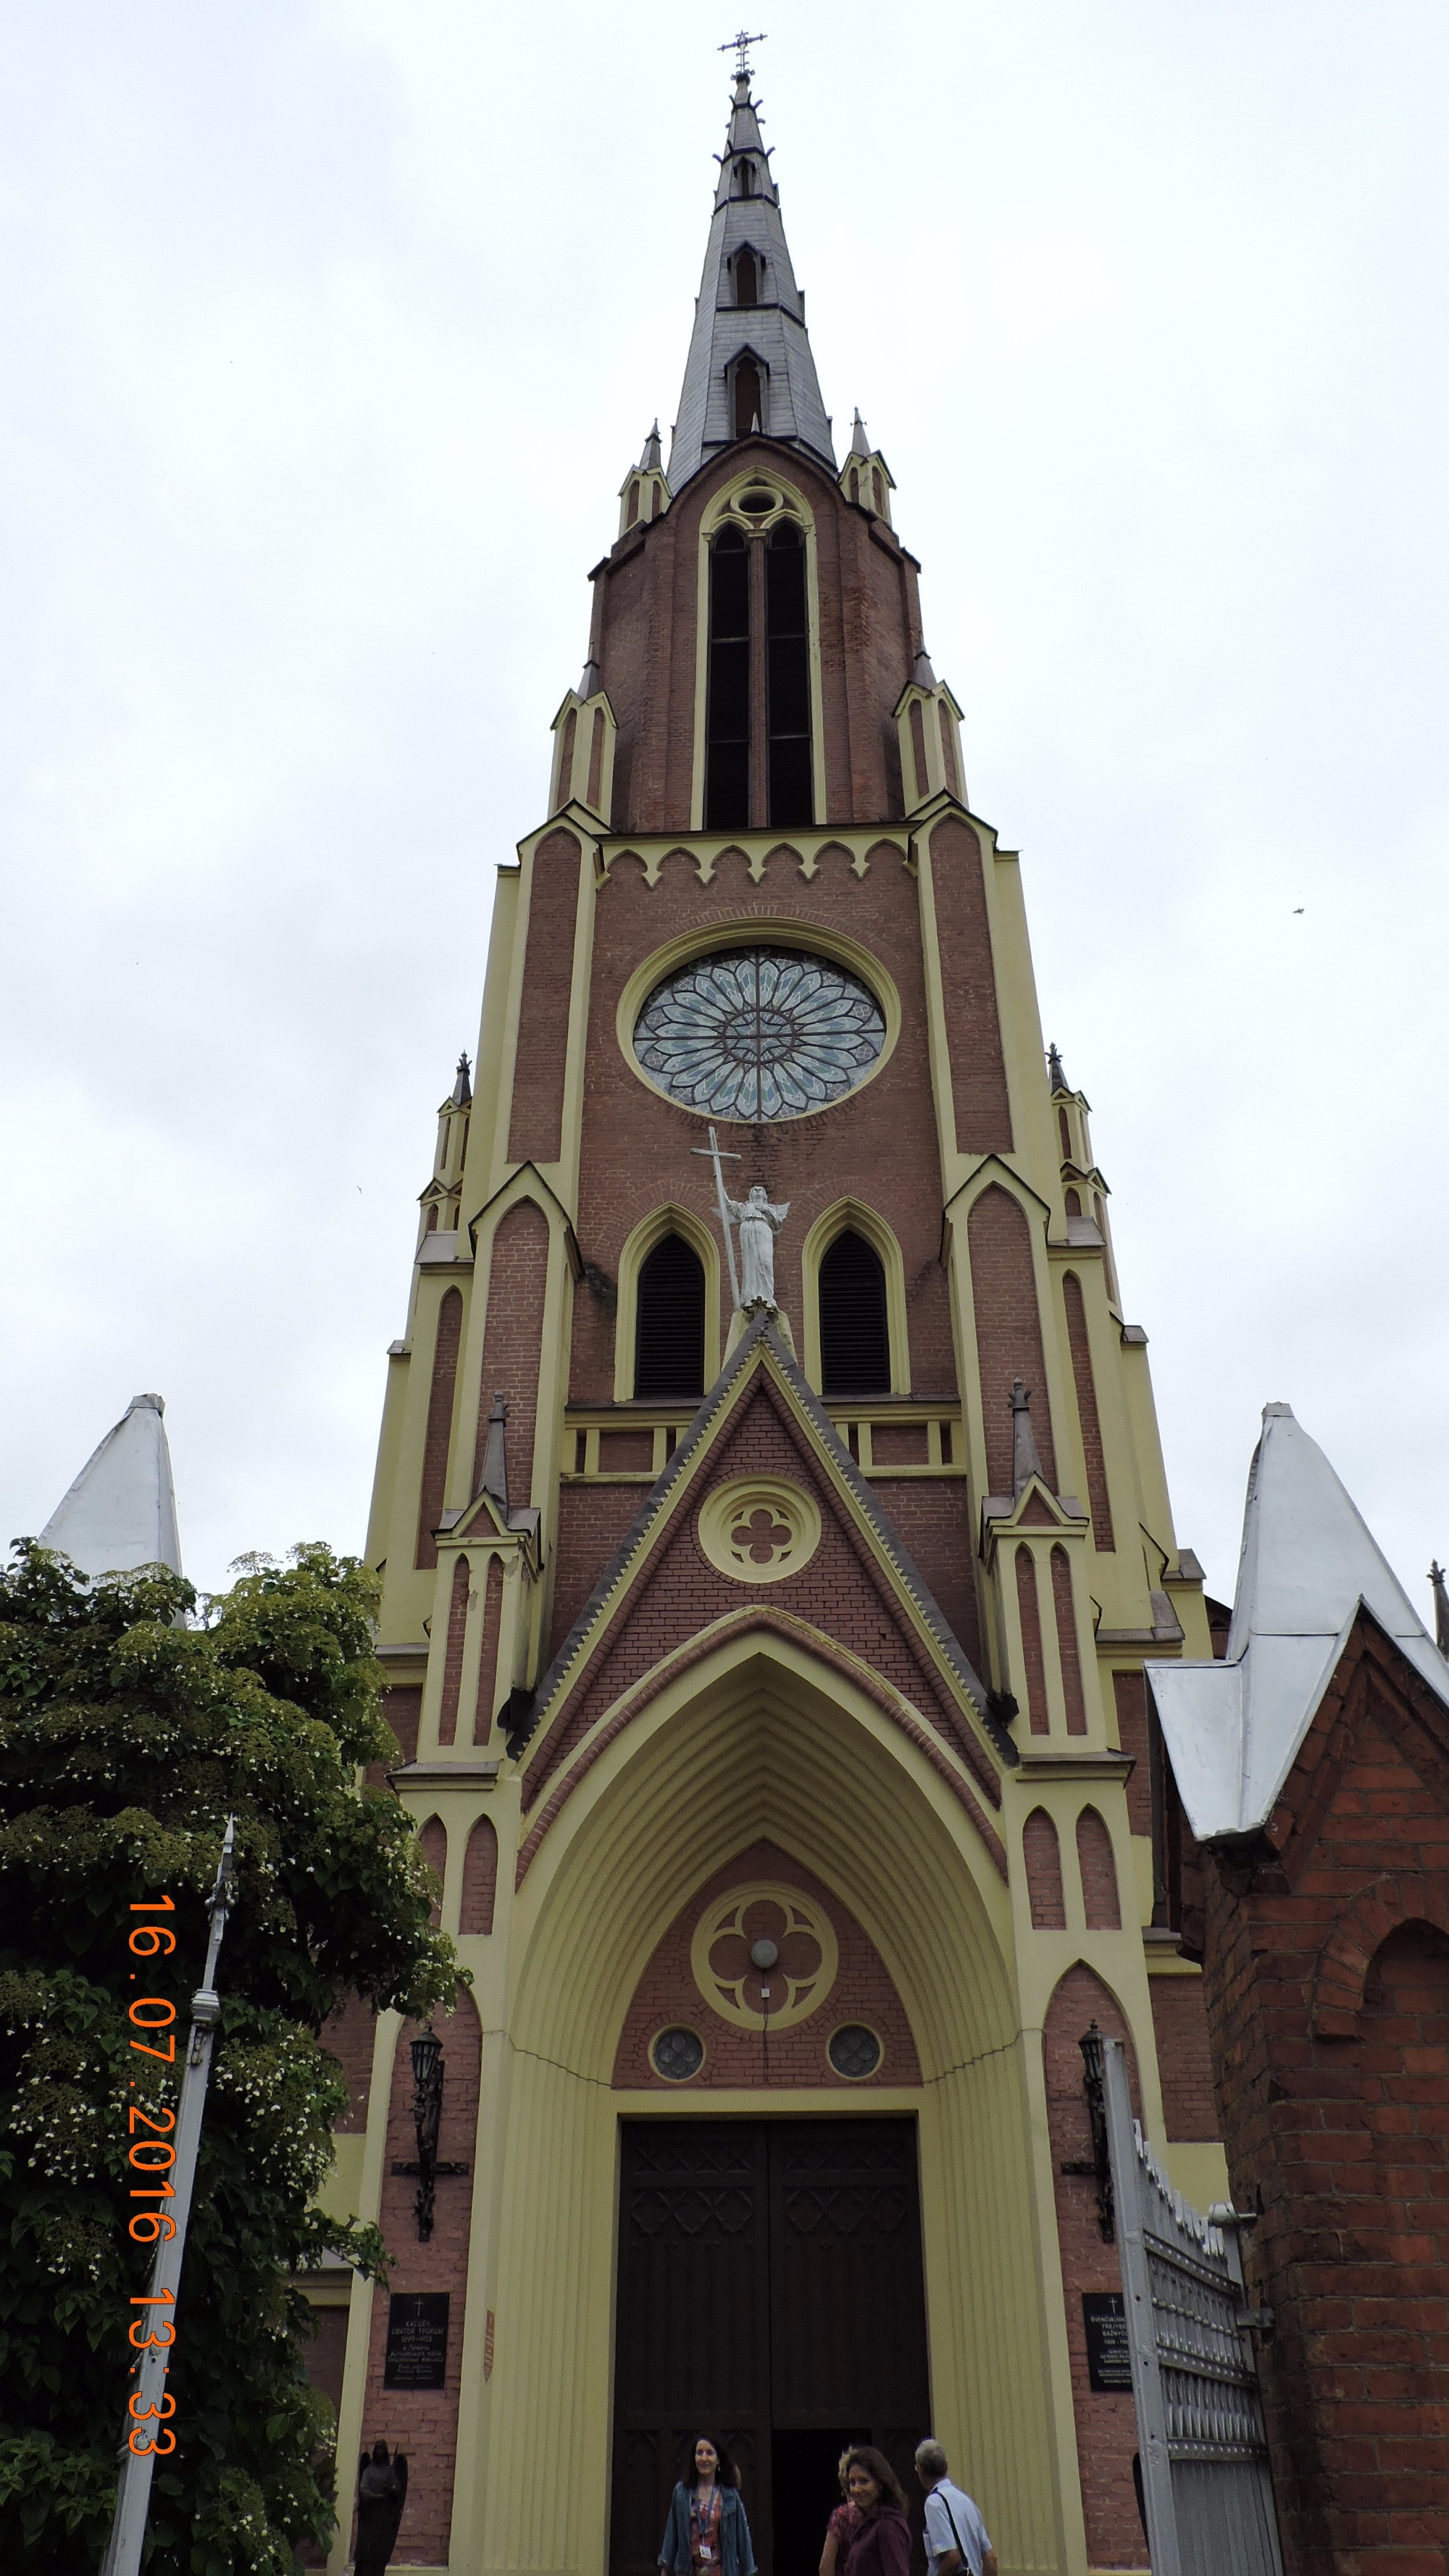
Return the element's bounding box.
[967,1188,1056,1493]
[549,1483,648,1659]
[1062,1272,1114,1550]
[357,1989,481,2567]
[1075,1808,1120,1930]
[415,1287,462,1570]
[611,1840,920,2089]
[1024,1808,1066,1928]
[927,817,1013,1155]
[1052,1548,1087,1738]
[459,1815,498,1935]
[1043,1964,1145,2569]
[1197,1619,1449,2576]
[320,1996,376,2132]
[1148,1974,1218,2139]
[437,1558,469,1748]
[1016,1545,1049,1735]
[1111,1670,1152,1837]
[507,828,580,1162]
[471,1558,504,1746]
[866,1478,981,1667]
[475,1199,551,1505]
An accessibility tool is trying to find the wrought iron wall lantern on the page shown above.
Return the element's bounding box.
[390,2031,469,2241]
[1059,2022,1116,2242]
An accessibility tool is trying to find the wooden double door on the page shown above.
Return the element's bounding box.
[611,2119,931,2576]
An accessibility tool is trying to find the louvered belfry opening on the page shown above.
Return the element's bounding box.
[706,526,751,830]
[634,1233,706,1399]
[819,1230,890,1395]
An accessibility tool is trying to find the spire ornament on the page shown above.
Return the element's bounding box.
[1010,1379,1045,1497]
[1048,1043,1069,1096]
[1432,1560,1449,1657]
[719,28,767,81]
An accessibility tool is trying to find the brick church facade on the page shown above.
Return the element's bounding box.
[303,61,1448,2576]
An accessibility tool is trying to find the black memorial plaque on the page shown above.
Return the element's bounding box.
[384,2291,450,2390]
[1082,2291,1132,2393]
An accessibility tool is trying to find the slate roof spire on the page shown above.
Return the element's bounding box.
[667,65,835,491]
[39,1392,183,1579]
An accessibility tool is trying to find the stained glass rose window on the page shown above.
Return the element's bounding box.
[633,949,885,1120]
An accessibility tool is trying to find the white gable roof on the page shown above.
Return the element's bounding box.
[40,1392,183,1579]
[1149,1403,1449,1841]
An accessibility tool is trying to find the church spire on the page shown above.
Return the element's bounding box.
[667,62,835,491]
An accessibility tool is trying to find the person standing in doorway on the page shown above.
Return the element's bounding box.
[842,2448,911,2576]
[913,2440,996,2576]
[819,2448,861,2576]
[659,2435,757,2576]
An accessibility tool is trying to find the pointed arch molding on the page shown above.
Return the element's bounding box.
[1311,1873,1449,2036]
[800,1198,910,1395]
[613,1201,722,1400]
[514,1611,1009,1893]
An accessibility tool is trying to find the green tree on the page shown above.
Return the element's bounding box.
[0,1540,458,2573]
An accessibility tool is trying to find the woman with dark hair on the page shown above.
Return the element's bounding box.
[842,2448,911,2576]
[659,2434,757,2576]
[819,2448,861,2576]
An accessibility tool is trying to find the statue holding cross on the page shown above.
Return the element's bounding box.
[692,1126,790,1312]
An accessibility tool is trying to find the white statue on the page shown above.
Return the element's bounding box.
[724,1183,790,1307]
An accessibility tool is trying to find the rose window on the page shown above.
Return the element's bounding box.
[633,949,885,1120]
[690,1883,840,2031]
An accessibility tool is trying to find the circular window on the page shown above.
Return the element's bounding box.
[633,949,885,1122]
[827,2023,882,2080]
[651,2026,705,2083]
[697,1475,821,1584]
[690,1885,840,2031]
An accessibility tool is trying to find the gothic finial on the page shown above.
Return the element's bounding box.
[578,656,603,700]
[1010,1379,1045,1497]
[450,1052,472,1109]
[1048,1043,1069,1095]
[480,1393,509,1514]
[911,643,937,689]
[1432,1560,1449,1656]
[849,407,872,459]
[640,420,663,471]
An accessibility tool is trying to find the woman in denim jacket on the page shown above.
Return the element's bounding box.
[659,2435,758,2576]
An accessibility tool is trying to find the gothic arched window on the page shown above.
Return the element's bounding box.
[706,526,751,830]
[734,356,764,439]
[819,1230,890,1395]
[735,246,759,307]
[766,520,811,828]
[634,1233,706,1399]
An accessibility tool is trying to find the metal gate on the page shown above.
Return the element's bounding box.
[1085,2031,1285,2576]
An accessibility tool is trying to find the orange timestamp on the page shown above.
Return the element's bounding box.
[127,2293,178,2455]
[126,1892,182,2456]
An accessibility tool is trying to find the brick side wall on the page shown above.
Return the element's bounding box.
[459,1815,498,1935]
[611,1840,920,2089]
[472,1558,504,1746]
[506,829,580,1163]
[927,817,1013,1154]
[967,1188,1057,1493]
[1052,1547,1087,1737]
[1016,1544,1048,1735]
[1062,1271,1114,1550]
[356,1991,481,2567]
[1023,1809,1066,1928]
[320,1996,377,2133]
[1197,1620,1449,2576]
[1148,1974,1218,2139]
[476,1200,551,1504]
[1075,1808,1121,1930]
[415,1287,462,1570]
[1043,1964,1146,2569]
[863,1477,981,1667]
[550,1483,651,1659]
[437,1557,469,1748]
[1112,1670,1152,1838]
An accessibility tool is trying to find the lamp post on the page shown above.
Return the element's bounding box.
[410,2033,444,2241]
[100,1820,237,2576]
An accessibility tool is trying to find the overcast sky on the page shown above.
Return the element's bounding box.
[2,0,1445,1620]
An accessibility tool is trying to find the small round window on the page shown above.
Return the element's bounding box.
[827,2023,882,2080]
[651,2026,705,2083]
[634,949,885,1122]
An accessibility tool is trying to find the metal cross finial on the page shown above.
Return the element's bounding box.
[719,27,767,80]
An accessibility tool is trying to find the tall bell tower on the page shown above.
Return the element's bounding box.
[326,57,1227,2576]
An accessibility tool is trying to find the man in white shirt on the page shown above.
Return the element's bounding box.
[914,2441,996,2576]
